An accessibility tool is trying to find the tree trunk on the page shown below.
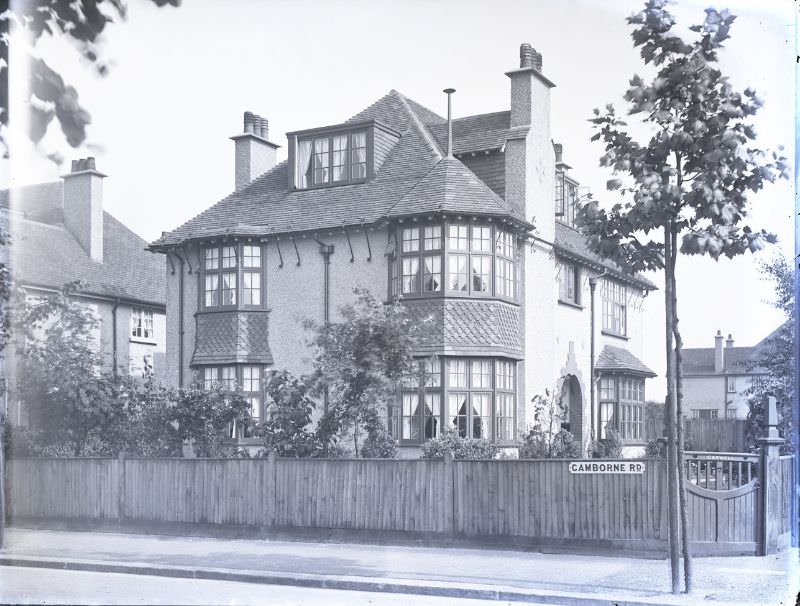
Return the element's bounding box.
[353,419,360,458]
[0,413,5,549]
[670,228,692,592]
[664,225,681,594]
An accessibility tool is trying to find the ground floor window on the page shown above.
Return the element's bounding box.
[692,408,718,420]
[597,374,645,442]
[396,356,517,444]
[201,364,264,438]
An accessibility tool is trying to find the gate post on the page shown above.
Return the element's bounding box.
[757,397,784,555]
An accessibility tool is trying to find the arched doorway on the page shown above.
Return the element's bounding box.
[560,375,583,445]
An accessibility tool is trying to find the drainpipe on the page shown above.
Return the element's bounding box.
[178,253,185,388]
[318,243,335,410]
[111,298,121,378]
[588,270,609,440]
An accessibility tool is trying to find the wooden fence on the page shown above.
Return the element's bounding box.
[7,455,669,552]
[7,450,791,555]
[645,418,747,452]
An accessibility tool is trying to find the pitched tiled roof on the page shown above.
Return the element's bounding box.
[553,222,657,291]
[3,182,166,305]
[681,329,777,376]
[154,90,448,248]
[192,311,273,365]
[595,345,656,377]
[428,111,512,154]
[387,156,513,219]
[0,181,63,224]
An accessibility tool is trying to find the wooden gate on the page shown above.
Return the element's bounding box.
[684,451,759,555]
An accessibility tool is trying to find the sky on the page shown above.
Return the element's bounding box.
[4,0,796,399]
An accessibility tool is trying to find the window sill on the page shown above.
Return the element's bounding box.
[601,330,629,341]
[558,299,584,310]
[130,337,157,345]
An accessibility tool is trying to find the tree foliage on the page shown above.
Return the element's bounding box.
[304,289,424,458]
[518,389,581,459]
[1,0,181,156]
[8,283,250,457]
[745,255,793,453]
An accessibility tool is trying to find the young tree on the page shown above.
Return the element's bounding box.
[745,256,793,453]
[519,389,581,459]
[576,1,787,593]
[304,289,424,458]
[1,0,181,157]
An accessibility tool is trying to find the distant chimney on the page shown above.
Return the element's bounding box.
[726,334,734,349]
[62,157,106,263]
[714,330,725,373]
[554,143,563,164]
[231,111,280,191]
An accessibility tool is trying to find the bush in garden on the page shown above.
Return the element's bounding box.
[420,427,498,460]
[588,428,624,459]
[518,389,582,459]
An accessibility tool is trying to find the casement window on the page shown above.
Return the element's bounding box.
[726,376,736,393]
[692,408,718,420]
[619,377,643,441]
[396,357,516,444]
[726,409,738,419]
[558,262,580,305]
[602,279,627,336]
[400,357,443,442]
[555,173,578,228]
[598,377,616,439]
[131,308,154,341]
[202,365,264,439]
[294,129,368,189]
[202,244,265,310]
[391,223,516,301]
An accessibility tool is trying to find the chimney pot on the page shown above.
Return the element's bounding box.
[71,159,80,172]
[726,334,734,349]
[519,43,534,68]
[554,143,563,164]
[714,330,725,373]
[86,157,96,170]
[260,118,269,140]
[532,51,543,72]
[244,111,255,134]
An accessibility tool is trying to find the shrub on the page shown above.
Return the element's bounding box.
[520,427,581,459]
[421,427,498,460]
[644,433,695,458]
[588,428,623,458]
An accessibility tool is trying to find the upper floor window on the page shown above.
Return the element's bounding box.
[131,308,154,341]
[391,223,517,301]
[203,244,264,310]
[558,262,579,305]
[555,173,579,228]
[602,279,627,336]
[726,376,736,393]
[295,129,367,189]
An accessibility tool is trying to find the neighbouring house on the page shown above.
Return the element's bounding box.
[150,43,656,454]
[681,329,773,420]
[1,158,167,424]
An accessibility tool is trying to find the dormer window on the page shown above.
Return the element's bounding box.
[292,125,371,189]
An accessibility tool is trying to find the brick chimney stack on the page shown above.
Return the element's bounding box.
[62,157,106,263]
[714,330,725,373]
[231,111,280,191]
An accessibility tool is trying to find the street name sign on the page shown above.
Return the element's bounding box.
[568,461,645,474]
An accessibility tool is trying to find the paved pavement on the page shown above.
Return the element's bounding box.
[1,527,797,605]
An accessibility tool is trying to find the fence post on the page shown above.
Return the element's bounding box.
[267,450,277,528]
[117,451,126,524]
[444,451,454,535]
[757,397,784,555]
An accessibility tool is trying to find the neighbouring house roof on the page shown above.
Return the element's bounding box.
[595,345,657,377]
[681,326,781,376]
[1,182,166,306]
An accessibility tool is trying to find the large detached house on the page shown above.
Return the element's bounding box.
[2,159,167,423]
[151,44,656,453]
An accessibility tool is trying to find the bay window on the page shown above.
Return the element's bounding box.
[392,222,516,301]
[597,374,646,443]
[202,243,265,310]
[202,365,264,439]
[398,357,516,444]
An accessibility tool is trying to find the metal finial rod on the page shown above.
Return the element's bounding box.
[443,88,455,157]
